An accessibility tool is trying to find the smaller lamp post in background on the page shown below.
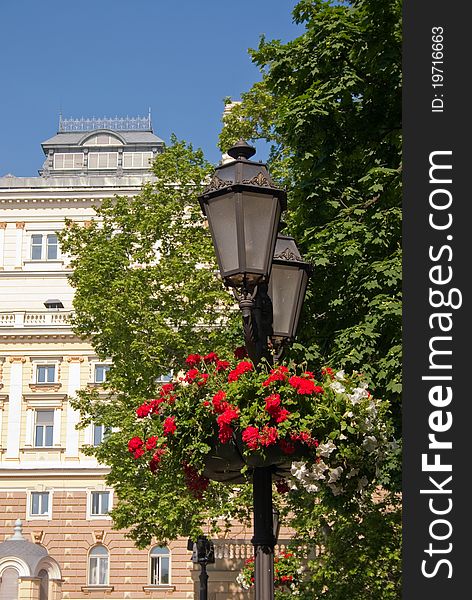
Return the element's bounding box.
[187,536,215,600]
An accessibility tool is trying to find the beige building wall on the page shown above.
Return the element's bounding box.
[0,146,264,599]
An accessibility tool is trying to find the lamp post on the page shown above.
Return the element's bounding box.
[199,140,311,600]
[187,536,215,600]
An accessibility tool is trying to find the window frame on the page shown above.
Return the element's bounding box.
[36,364,57,384]
[88,152,118,170]
[29,232,60,262]
[94,364,110,384]
[87,489,113,520]
[28,490,52,519]
[88,545,110,586]
[122,151,153,169]
[34,409,54,448]
[90,491,110,517]
[149,546,171,586]
[53,152,84,170]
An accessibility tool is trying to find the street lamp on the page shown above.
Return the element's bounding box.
[199,140,312,600]
[187,536,215,600]
[199,139,287,365]
[268,234,313,359]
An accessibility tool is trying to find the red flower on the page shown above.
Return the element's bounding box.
[275,407,290,424]
[133,447,145,459]
[184,368,199,382]
[128,436,143,452]
[145,436,159,451]
[291,431,318,448]
[182,463,209,499]
[160,383,174,395]
[262,366,289,387]
[259,425,278,447]
[136,403,152,418]
[203,352,218,363]
[217,406,239,426]
[321,367,335,378]
[242,426,260,450]
[212,390,228,413]
[215,359,230,372]
[265,393,281,414]
[149,446,167,473]
[197,373,209,387]
[163,416,177,436]
[185,354,202,367]
[288,375,323,395]
[218,423,233,443]
[234,346,248,359]
[279,439,296,455]
[228,360,253,382]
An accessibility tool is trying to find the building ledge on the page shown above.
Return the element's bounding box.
[143,585,176,594]
[81,585,114,594]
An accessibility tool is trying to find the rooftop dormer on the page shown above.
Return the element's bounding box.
[40,112,165,177]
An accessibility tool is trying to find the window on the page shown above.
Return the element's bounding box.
[94,364,110,383]
[85,134,123,146]
[156,371,173,384]
[88,152,118,169]
[90,491,110,516]
[30,234,59,261]
[122,152,153,169]
[35,410,54,447]
[150,547,170,585]
[0,567,19,600]
[36,364,56,383]
[88,546,109,585]
[53,153,84,169]
[30,492,49,516]
[93,424,111,446]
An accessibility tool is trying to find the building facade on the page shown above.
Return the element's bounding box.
[0,117,260,600]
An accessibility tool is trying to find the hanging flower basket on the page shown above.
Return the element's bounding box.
[126,349,394,500]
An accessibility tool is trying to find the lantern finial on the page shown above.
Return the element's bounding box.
[227,139,256,161]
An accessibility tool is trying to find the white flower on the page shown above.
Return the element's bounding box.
[330,380,345,394]
[311,460,328,479]
[339,433,347,440]
[306,483,320,493]
[317,440,337,458]
[348,387,369,404]
[362,435,378,452]
[328,466,343,483]
[291,461,307,478]
[236,573,250,590]
[335,370,345,380]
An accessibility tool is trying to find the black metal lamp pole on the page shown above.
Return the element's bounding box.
[188,536,215,600]
[199,140,312,600]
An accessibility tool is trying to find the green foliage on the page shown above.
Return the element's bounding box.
[60,137,240,395]
[291,494,402,600]
[220,0,402,422]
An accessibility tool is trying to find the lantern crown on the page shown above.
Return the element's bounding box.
[200,141,287,209]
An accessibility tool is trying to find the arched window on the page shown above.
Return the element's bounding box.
[0,567,19,600]
[88,545,109,585]
[150,546,170,585]
[38,569,49,600]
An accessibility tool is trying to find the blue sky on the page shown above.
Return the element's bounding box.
[0,0,302,177]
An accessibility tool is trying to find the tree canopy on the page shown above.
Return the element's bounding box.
[220,0,402,416]
[61,1,402,598]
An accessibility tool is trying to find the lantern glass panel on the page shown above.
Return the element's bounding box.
[269,264,303,338]
[205,193,239,276]
[241,192,280,283]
